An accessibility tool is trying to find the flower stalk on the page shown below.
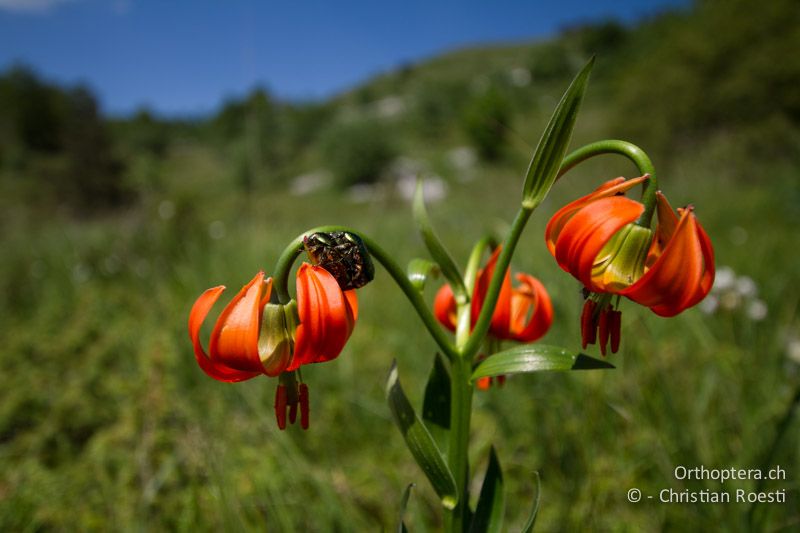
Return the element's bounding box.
[557,139,658,227]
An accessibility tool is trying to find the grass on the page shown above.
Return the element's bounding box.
[1,127,798,531]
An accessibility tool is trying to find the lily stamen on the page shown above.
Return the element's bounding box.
[275,384,288,430]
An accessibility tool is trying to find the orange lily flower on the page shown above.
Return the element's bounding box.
[435,247,553,343]
[188,264,358,429]
[434,247,553,389]
[545,176,714,355]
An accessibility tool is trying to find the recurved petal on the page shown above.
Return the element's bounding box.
[644,191,679,267]
[623,206,713,317]
[188,285,262,382]
[490,271,513,338]
[291,264,357,370]
[545,175,648,255]
[693,220,715,302]
[471,247,513,337]
[434,283,458,331]
[344,288,359,324]
[291,264,326,370]
[553,196,644,290]
[508,273,553,342]
[209,271,272,373]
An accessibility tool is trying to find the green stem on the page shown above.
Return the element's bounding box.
[460,207,532,360]
[455,236,495,348]
[446,354,473,532]
[446,237,494,531]
[558,140,658,227]
[272,226,459,361]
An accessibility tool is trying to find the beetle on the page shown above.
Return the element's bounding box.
[303,231,375,290]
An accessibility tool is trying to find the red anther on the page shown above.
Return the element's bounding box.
[580,300,592,348]
[581,300,597,347]
[609,310,622,354]
[299,383,310,430]
[288,400,298,425]
[598,308,609,357]
[274,385,287,430]
[496,375,506,388]
[476,377,491,390]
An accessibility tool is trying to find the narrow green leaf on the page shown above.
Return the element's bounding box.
[471,345,613,381]
[386,360,458,510]
[522,57,594,209]
[521,472,541,533]
[422,353,451,452]
[469,447,505,533]
[407,258,441,292]
[412,178,468,300]
[396,483,415,533]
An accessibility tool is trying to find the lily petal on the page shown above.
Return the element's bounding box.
[472,247,513,338]
[546,175,648,254]
[188,285,262,382]
[291,264,357,370]
[208,272,272,373]
[508,273,553,342]
[554,196,644,290]
[434,283,458,331]
[622,206,714,316]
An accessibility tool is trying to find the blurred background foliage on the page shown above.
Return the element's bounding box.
[1,0,799,530]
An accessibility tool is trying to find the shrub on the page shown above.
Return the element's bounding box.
[321,119,396,188]
[461,87,511,161]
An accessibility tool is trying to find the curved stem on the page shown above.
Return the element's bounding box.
[558,140,658,227]
[272,225,459,361]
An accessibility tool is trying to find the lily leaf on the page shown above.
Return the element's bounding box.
[413,178,468,300]
[386,360,458,510]
[521,57,594,210]
[471,345,613,381]
[407,258,441,292]
[396,483,415,533]
[521,472,541,533]
[422,353,451,452]
[469,447,505,533]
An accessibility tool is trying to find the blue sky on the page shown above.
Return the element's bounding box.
[0,0,688,116]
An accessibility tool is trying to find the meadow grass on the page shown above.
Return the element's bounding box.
[1,132,797,531]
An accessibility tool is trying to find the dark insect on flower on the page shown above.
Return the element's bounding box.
[303,231,375,290]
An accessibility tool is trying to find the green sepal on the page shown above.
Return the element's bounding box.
[422,353,451,452]
[469,446,505,533]
[407,258,441,292]
[412,178,468,302]
[471,345,613,381]
[521,472,542,532]
[396,483,415,533]
[521,57,594,210]
[385,360,458,510]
